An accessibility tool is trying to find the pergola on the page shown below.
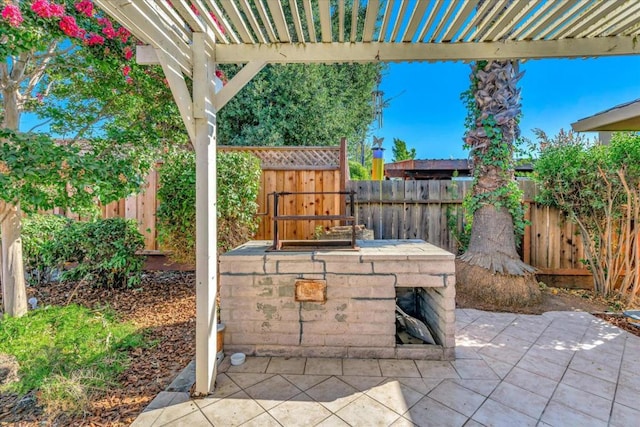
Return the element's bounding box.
[93,0,640,394]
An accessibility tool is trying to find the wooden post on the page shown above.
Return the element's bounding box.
[339,137,348,219]
[193,33,218,395]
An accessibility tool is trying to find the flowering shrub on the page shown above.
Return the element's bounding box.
[2,3,23,26]
[1,1,135,82]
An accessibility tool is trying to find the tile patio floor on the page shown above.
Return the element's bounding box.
[132,309,640,426]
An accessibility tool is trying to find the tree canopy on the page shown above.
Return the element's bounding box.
[391,138,417,162]
[218,62,381,147]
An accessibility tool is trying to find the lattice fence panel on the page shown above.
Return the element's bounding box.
[219,146,340,169]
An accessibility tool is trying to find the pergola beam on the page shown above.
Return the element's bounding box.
[215,61,267,111]
[97,0,193,76]
[215,37,640,64]
[153,47,196,143]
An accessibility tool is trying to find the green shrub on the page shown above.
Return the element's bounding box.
[534,130,640,299]
[157,148,261,264]
[50,218,145,288]
[348,160,370,180]
[21,214,71,285]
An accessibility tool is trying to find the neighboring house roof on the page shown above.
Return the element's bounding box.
[571,98,640,132]
[385,159,533,180]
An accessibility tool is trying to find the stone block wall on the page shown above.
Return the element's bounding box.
[219,240,456,359]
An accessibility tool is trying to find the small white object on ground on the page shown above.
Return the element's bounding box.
[230,353,246,366]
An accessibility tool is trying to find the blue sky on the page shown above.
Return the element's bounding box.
[375,55,640,161]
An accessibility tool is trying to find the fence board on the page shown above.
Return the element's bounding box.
[346,179,590,274]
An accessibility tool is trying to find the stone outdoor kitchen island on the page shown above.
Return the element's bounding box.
[220,240,455,360]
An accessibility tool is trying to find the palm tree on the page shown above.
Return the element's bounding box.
[456,60,540,306]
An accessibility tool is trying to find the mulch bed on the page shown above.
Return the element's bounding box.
[1,271,196,426]
[592,312,640,338]
[1,271,640,426]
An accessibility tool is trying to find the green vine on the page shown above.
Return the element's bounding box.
[460,61,528,247]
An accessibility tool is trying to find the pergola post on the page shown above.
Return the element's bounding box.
[192,32,218,395]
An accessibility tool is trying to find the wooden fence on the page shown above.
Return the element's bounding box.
[53,143,348,251]
[220,142,348,242]
[346,179,589,276]
[51,168,161,251]
[52,148,591,278]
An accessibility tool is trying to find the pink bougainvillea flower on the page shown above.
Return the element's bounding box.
[126,75,133,84]
[49,3,65,17]
[210,13,225,34]
[117,27,130,43]
[1,4,23,27]
[102,24,116,39]
[31,0,51,18]
[75,0,93,17]
[86,32,105,46]
[59,15,81,37]
[215,69,226,83]
[190,4,200,15]
[123,46,134,60]
[122,65,131,76]
[31,0,59,18]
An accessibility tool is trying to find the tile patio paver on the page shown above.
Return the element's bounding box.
[404,396,468,427]
[427,380,485,418]
[342,358,382,376]
[199,391,264,426]
[471,398,537,427]
[379,360,421,378]
[550,383,613,422]
[560,368,617,400]
[267,392,332,426]
[339,375,386,392]
[305,357,343,376]
[364,379,423,415]
[610,402,640,427]
[413,360,459,379]
[335,394,402,427]
[540,400,608,427]
[266,356,306,374]
[225,356,270,373]
[131,309,640,427]
[488,381,548,419]
[243,375,302,410]
[452,358,500,380]
[305,376,361,413]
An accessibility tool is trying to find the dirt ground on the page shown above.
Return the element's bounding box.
[1,271,639,426]
[456,285,613,314]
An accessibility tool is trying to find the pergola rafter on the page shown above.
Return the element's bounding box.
[94,0,640,395]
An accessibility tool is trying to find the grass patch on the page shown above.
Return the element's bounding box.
[0,304,146,415]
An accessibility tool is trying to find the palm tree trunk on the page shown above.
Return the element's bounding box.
[456,60,540,307]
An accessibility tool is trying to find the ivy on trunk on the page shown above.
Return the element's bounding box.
[456,60,540,307]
